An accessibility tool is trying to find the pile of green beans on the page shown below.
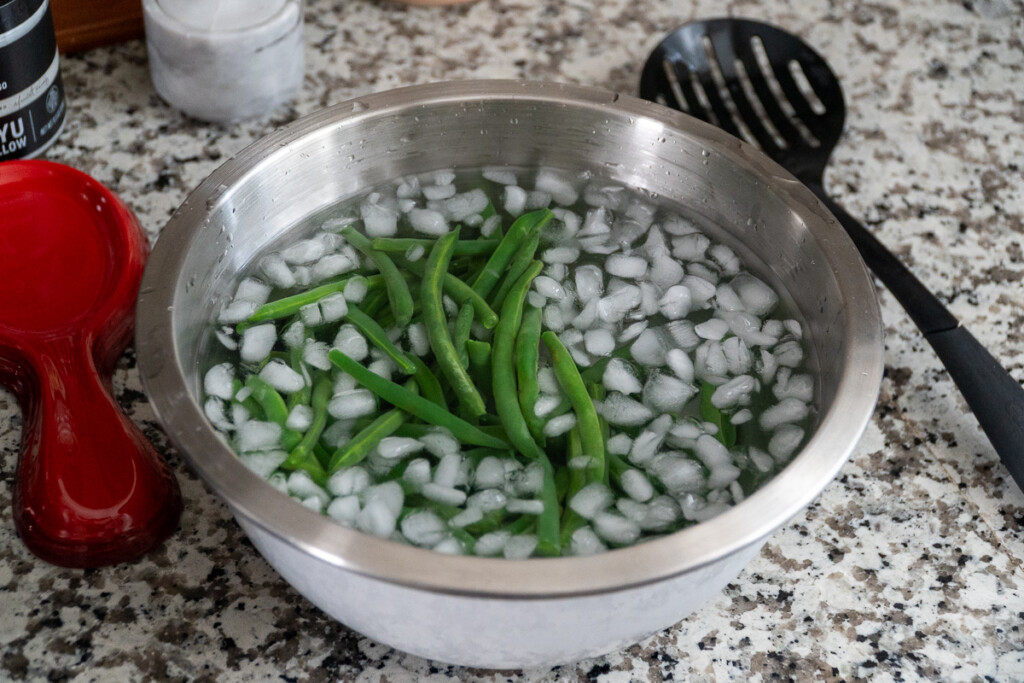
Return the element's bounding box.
[228,207,628,557]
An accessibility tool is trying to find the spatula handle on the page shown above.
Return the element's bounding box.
[12,336,182,567]
[809,184,1024,492]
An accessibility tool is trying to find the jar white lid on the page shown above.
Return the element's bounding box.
[156,0,289,33]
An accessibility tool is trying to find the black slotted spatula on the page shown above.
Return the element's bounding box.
[640,17,1024,492]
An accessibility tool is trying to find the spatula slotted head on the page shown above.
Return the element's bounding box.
[640,18,846,181]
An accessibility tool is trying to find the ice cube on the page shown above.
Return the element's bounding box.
[649,253,685,289]
[525,190,551,210]
[543,413,577,437]
[234,277,272,306]
[281,404,312,433]
[535,168,578,206]
[606,254,649,279]
[600,393,655,426]
[361,195,398,237]
[642,372,696,414]
[769,424,805,462]
[327,466,371,497]
[650,453,704,493]
[593,511,641,546]
[620,469,655,502]
[483,168,517,185]
[326,496,360,525]
[503,534,538,560]
[281,239,326,265]
[240,450,287,479]
[327,389,377,420]
[442,189,489,221]
[606,433,633,455]
[533,276,566,301]
[542,247,580,264]
[630,328,666,366]
[302,340,331,371]
[409,208,448,235]
[204,363,235,400]
[240,324,277,363]
[722,337,752,375]
[421,484,467,506]
[376,437,424,460]
[602,358,642,395]
[774,340,805,368]
[259,253,296,289]
[658,285,692,320]
[467,489,507,512]
[709,244,740,275]
[333,324,368,361]
[401,511,447,547]
[711,375,757,409]
[569,482,614,519]
[759,398,809,430]
[475,531,511,556]
[423,184,456,200]
[570,526,607,556]
[671,233,709,261]
[583,328,615,356]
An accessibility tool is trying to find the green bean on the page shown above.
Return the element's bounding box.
[478,424,511,442]
[559,427,587,547]
[281,376,333,484]
[490,260,560,554]
[515,305,545,443]
[340,227,414,326]
[466,339,491,368]
[463,339,491,402]
[607,452,634,489]
[244,375,289,425]
[542,331,605,485]
[328,408,406,473]
[391,423,437,439]
[449,528,477,554]
[409,356,447,408]
[492,261,545,459]
[452,303,474,369]
[401,258,499,329]
[489,227,542,312]
[310,443,328,468]
[359,285,389,318]
[589,384,611,484]
[506,514,539,536]
[343,306,417,375]
[471,209,553,299]
[245,275,381,324]
[328,349,508,449]
[464,509,506,536]
[421,230,488,419]
[371,237,500,256]
[286,343,312,410]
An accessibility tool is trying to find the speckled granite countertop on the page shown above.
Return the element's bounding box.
[2,0,1023,680]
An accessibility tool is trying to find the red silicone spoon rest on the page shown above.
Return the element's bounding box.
[0,160,182,568]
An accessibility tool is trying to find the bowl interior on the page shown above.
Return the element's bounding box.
[137,80,882,597]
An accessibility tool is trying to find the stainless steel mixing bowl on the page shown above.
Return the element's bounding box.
[136,80,883,669]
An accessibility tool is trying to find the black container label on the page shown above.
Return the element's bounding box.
[0,70,64,160]
[0,1,65,160]
[0,1,56,94]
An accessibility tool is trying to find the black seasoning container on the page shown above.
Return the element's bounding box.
[0,0,65,161]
